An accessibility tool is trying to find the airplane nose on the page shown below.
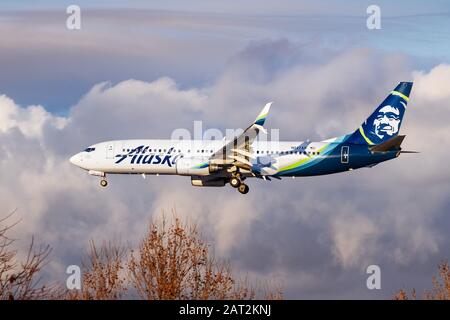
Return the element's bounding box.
[69,153,82,167]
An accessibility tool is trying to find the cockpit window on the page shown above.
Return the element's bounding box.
[84,147,96,152]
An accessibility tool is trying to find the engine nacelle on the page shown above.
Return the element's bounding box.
[208,163,223,173]
[191,177,226,187]
[176,158,210,176]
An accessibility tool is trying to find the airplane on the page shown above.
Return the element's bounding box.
[70,82,415,194]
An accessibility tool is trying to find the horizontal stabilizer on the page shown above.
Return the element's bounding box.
[370,135,405,152]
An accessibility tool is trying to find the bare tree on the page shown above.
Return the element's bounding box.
[0,212,53,300]
[127,213,282,300]
[2,210,282,300]
[394,260,450,300]
[424,260,450,300]
[66,240,127,300]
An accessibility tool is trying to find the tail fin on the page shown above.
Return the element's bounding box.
[348,82,413,145]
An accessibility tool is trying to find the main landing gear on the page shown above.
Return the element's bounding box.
[229,173,249,194]
[100,179,108,187]
[238,183,249,194]
[230,177,241,188]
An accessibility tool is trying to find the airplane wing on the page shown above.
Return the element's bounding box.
[209,102,272,171]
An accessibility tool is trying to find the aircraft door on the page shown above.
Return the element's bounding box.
[341,146,349,164]
[106,143,115,159]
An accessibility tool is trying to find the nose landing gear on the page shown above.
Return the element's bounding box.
[100,179,108,187]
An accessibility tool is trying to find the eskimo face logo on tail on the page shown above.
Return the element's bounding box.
[372,105,400,139]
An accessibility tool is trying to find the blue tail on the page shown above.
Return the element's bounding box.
[348,82,413,145]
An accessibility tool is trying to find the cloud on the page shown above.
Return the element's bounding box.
[69,78,207,138]
[0,94,66,139]
[1,39,450,298]
[330,213,379,269]
[3,7,449,115]
[413,64,450,101]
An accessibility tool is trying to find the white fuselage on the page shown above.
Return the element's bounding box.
[70,138,331,176]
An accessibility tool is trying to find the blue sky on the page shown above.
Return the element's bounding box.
[1,1,450,299]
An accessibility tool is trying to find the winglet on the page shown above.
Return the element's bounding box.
[254,102,272,126]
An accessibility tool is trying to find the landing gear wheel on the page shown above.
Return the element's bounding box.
[230,177,241,188]
[238,183,249,194]
[100,179,108,187]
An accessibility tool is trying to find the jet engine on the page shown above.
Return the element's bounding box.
[191,177,226,187]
